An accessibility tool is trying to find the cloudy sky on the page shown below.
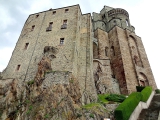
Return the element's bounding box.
[0,0,160,88]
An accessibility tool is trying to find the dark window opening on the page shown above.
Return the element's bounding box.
[53,11,56,15]
[60,38,64,45]
[46,22,53,31]
[102,14,105,19]
[63,20,67,24]
[31,25,35,31]
[65,9,69,13]
[16,65,21,71]
[61,20,67,29]
[25,43,29,49]
[36,14,39,18]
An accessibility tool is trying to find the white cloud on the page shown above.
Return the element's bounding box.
[0,47,13,72]
[0,6,16,30]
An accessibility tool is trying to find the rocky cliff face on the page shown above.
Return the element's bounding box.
[0,56,113,120]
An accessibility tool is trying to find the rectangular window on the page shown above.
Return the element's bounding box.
[60,38,64,45]
[31,25,35,31]
[61,20,67,29]
[46,22,53,31]
[24,43,29,49]
[16,65,21,71]
[65,9,69,13]
[53,11,56,15]
[63,20,67,25]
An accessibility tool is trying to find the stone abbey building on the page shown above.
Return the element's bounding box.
[1,4,157,96]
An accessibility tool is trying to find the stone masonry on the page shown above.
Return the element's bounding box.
[1,4,157,96]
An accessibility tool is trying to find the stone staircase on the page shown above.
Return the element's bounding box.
[137,94,160,120]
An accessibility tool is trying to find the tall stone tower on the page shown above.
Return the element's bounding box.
[1,5,157,96]
[0,4,158,120]
[92,6,157,94]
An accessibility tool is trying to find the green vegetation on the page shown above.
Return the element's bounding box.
[155,89,160,94]
[82,103,100,109]
[136,86,145,92]
[115,92,142,120]
[98,94,109,104]
[69,79,74,83]
[82,103,107,116]
[44,70,56,77]
[115,86,153,120]
[44,114,49,118]
[89,113,94,118]
[76,113,82,118]
[141,86,152,102]
[25,99,30,104]
[26,105,33,115]
[106,94,126,103]
[27,80,34,85]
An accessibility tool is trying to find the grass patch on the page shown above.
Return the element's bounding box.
[106,94,126,103]
[98,94,109,104]
[82,103,107,115]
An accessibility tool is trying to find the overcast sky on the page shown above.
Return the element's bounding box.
[0,0,160,88]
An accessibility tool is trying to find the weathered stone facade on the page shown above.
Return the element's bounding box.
[1,4,157,96]
[0,4,157,120]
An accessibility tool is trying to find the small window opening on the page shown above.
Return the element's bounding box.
[36,14,39,18]
[61,20,67,29]
[49,22,53,26]
[31,25,35,31]
[25,43,29,49]
[65,9,69,13]
[102,14,105,19]
[63,20,67,25]
[60,38,64,45]
[126,19,129,26]
[46,22,53,31]
[16,65,21,71]
[53,11,56,15]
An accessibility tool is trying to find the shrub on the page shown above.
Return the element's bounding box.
[141,86,152,102]
[136,86,145,92]
[114,92,142,120]
[106,94,126,103]
[155,89,160,94]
